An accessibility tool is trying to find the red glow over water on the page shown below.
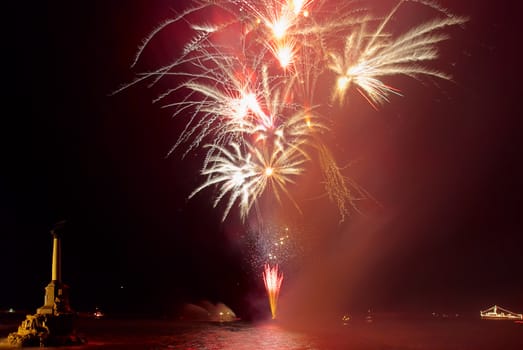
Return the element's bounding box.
[1,314,522,349]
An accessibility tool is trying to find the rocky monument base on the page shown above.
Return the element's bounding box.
[7,313,85,347]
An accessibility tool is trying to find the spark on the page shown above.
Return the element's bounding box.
[316,143,378,222]
[274,41,296,69]
[268,17,290,40]
[241,222,307,274]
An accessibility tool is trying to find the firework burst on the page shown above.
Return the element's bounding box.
[190,140,309,221]
[117,0,466,222]
[327,4,467,108]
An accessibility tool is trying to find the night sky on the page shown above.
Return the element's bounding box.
[2,1,522,320]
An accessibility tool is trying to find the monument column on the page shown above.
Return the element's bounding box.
[51,230,61,282]
[37,223,71,315]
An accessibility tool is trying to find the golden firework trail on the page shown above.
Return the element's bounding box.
[263,263,284,319]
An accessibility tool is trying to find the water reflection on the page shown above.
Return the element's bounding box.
[163,322,318,350]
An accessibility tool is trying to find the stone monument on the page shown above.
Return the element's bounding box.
[7,221,86,347]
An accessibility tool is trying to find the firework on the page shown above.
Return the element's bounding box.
[263,263,284,319]
[242,221,308,272]
[189,139,309,221]
[327,4,467,108]
[118,0,466,222]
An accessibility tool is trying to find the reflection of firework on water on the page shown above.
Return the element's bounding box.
[118,0,466,221]
[263,264,284,319]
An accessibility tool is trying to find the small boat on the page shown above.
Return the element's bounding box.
[480,305,523,320]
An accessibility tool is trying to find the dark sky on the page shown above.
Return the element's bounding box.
[2,1,522,319]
